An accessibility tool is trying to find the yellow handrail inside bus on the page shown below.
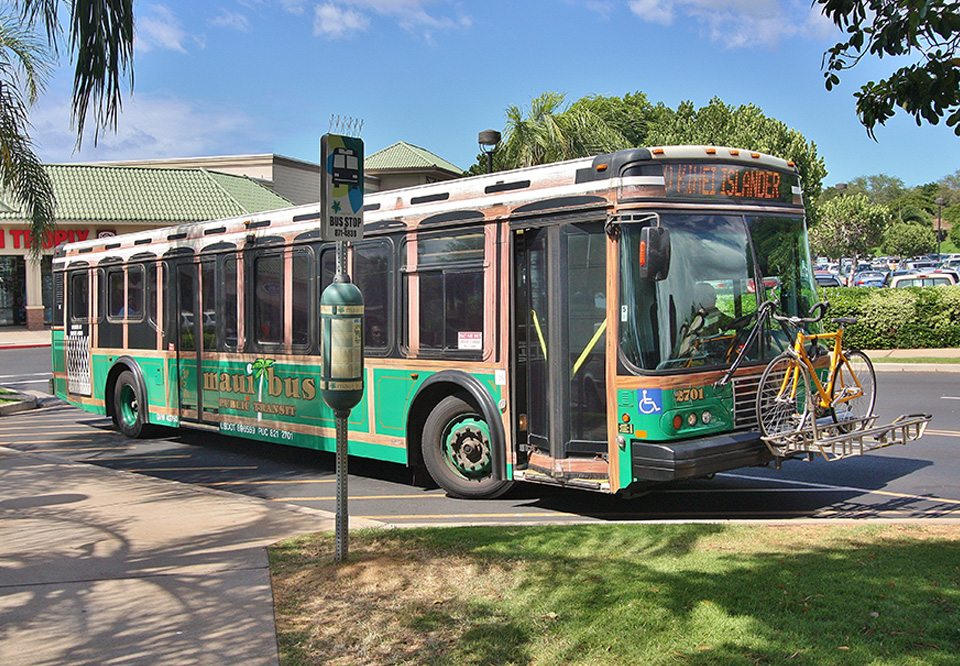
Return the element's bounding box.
[531,309,547,360]
[572,320,607,378]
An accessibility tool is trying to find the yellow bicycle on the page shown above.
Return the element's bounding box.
[755,301,877,439]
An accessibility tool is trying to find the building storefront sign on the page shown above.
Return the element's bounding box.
[0,228,92,251]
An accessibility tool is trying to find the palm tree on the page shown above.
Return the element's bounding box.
[2,1,134,257]
[499,92,630,170]
[0,15,55,257]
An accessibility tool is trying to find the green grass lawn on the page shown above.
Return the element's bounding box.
[271,524,960,665]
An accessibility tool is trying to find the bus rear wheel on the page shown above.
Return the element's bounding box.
[113,370,153,439]
[421,395,513,499]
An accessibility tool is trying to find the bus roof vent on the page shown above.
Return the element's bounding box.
[410,192,450,205]
[485,180,530,194]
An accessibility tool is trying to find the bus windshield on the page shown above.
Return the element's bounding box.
[619,213,817,372]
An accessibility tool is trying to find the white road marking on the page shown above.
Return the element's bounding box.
[0,373,50,379]
[941,396,960,400]
[271,493,446,501]
[720,472,960,505]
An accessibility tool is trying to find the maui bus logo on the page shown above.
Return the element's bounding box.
[203,358,317,401]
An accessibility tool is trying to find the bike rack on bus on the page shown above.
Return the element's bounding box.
[761,412,932,463]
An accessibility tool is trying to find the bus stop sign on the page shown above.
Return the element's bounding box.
[321,134,364,241]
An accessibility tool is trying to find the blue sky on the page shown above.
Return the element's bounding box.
[31,0,958,187]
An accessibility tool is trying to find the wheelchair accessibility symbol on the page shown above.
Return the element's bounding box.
[637,389,663,415]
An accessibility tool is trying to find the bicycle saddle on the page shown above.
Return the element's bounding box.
[831,316,858,325]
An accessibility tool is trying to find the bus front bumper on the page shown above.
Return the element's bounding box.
[630,430,770,483]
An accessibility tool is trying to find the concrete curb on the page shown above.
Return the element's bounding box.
[0,342,51,350]
[0,392,38,416]
[872,363,960,373]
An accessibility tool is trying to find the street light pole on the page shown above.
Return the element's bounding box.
[935,196,945,260]
[478,129,501,174]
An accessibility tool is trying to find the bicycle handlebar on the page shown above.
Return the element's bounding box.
[772,300,829,326]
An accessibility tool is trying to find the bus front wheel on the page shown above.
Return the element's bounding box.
[113,370,153,439]
[421,395,513,499]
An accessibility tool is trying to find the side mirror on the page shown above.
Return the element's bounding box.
[638,226,670,281]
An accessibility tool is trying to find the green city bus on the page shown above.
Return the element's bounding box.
[52,145,817,498]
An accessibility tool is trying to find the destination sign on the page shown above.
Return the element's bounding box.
[662,163,794,203]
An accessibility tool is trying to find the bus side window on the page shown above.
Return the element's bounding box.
[147,263,158,328]
[353,240,391,352]
[255,253,284,345]
[320,247,335,290]
[291,248,314,349]
[413,230,485,356]
[127,265,144,320]
[223,255,239,350]
[106,268,125,320]
[69,271,89,322]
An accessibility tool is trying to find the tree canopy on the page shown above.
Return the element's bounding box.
[472,92,826,206]
[882,221,937,257]
[818,0,960,138]
[2,0,134,256]
[809,194,890,260]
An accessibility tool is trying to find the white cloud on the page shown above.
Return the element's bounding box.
[311,1,471,41]
[584,1,616,19]
[628,0,674,25]
[31,94,262,162]
[277,0,308,14]
[211,9,251,32]
[629,0,840,47]
[137,5,189,53]
[314,3,370,38]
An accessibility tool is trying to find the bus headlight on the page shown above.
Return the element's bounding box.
[701,411,712,425]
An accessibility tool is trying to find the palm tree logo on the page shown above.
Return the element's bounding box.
[248,358,275,421]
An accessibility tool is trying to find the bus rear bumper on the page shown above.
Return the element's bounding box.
[630,431,769,483]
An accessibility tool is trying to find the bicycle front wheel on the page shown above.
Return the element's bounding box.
[830,348,877,428]
[756,352,813,439]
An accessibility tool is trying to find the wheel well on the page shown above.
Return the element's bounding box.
[406,382,472,469]
[104,362,135,423]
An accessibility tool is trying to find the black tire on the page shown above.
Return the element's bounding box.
[756,352,813,439]
[113,370,153,439]
[421,395,513,499]
[830,349,877,430]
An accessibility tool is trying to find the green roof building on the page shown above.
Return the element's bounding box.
[365,141,463,189]
[0,163,291,330]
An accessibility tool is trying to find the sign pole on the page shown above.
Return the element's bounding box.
[334,406,349,562]
[334,239,349,563]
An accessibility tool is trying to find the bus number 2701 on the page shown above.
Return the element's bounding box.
[674,387,705,403]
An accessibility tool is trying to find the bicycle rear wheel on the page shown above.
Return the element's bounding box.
[756,352,813,439]
[830,348,877,429]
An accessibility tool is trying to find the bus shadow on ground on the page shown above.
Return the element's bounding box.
[515,456,944,520]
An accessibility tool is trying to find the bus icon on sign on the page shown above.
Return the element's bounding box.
[332,148,360,187]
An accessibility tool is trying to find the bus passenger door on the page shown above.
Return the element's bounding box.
[175,260,219,424]
[513,223,608,474]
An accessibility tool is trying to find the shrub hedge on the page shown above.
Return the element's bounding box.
[818,286,960,349]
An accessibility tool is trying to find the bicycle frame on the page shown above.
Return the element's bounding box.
[779,328,863,410]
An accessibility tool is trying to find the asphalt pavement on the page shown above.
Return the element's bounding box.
[2,346,958,525]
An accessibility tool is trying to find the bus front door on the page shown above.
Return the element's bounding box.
[176,260,218,424]
[513,223,608,474]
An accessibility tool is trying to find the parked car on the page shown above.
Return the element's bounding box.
[890,272,958,288]
[853,270,886,287]
[815,272,843,287]
[883,269,918,287]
